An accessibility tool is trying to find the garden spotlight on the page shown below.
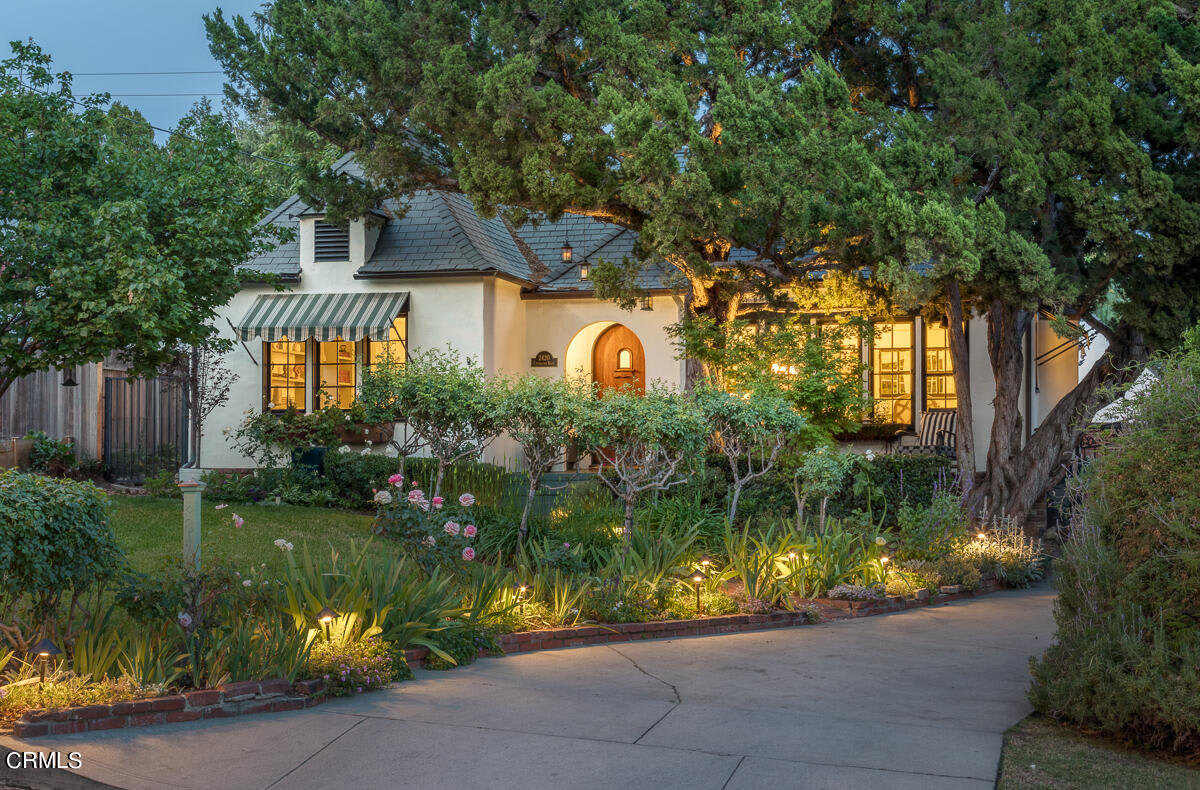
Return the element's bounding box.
[316,606,339,642]
[32,637,60,687]
[690,569,706,614]
[698,554,713,568]
[515,583,528,616]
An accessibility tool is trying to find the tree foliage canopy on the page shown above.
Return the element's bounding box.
[0,41,280,395]
[207,0,1200,516]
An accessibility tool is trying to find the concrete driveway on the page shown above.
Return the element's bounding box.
[1,585,1055,790]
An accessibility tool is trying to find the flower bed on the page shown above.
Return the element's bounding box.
[9,576,1012,739]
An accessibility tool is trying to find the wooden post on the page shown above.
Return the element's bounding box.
[178,480,206,571]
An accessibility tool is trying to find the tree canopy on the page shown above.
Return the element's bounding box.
[206,0,1200,518]
[0,41,280,397]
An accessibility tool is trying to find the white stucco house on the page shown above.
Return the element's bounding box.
[202,159,1084,474]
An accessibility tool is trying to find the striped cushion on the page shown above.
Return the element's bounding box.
[918,408,956,448]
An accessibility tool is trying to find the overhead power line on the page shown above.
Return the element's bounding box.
[109,93,226,97]
[72,70,223,76]
[14,81,298,170]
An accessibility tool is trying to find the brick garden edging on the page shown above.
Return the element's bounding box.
[11,577,1008,738]
[12,678,328,738]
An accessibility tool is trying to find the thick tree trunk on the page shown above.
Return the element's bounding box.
[970,301,1030,519]
[968,308,1147,523]
[945,281,975,500]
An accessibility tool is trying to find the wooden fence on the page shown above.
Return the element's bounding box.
[0,364,103,462]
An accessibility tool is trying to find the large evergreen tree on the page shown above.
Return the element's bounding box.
[207,0,1200,519]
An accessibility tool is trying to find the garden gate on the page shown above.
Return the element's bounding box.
[102,374,188,485]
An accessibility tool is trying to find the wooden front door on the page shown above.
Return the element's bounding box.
[592,324,646,394]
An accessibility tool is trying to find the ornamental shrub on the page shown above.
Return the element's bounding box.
[728,452,953,525]
[1030,336,1200,757]
[305,636,411,696]
[0,471,124,643]
[25,430,76,475]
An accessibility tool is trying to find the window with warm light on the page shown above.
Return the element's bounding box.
[616,348,633,370]
[367,316,408,367]
[872,321,913,425]
[924,322,959,409]
[265,338,306,411]
[318,340,357,409]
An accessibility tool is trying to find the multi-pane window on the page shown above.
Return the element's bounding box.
[924,322,959,409]
[367,316,408,367]
[265,339,306,411]
[318,340,357,409]
[872,321,913,425]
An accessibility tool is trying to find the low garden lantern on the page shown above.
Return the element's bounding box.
[515,583,529,616]
[698,554,713,568]
[316,606,340,642]
[690,569,706,615]
[32,637,61,686]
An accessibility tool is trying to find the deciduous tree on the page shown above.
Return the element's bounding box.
[0,42,279,397]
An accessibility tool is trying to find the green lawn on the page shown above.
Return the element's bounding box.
[998,716,1200,789]
[108,495,381,573]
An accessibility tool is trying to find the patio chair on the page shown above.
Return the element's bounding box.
[889,408,956,458]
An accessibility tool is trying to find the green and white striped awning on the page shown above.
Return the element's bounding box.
[235,292,410,342]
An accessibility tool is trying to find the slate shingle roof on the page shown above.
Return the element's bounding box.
[240,195,305,281]
[240,155,677,292]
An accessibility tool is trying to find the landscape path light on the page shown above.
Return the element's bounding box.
[316,606,339,642]
[32,637,60,687]
[689,568,706,615]
[698,554,713,568]
[514,582,529,617]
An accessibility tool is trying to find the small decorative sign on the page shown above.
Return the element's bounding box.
[530,350,558,368]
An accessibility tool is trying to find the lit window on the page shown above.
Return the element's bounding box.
[367,316,408,367]
[318,340,357,409]
[872,321,913,425]
[924,322,959,410]
[265,338,306,412]
[617,348,633,370]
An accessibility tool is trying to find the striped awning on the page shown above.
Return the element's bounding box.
[235,292,410,342]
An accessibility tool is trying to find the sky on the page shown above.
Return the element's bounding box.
[8,1,265,136]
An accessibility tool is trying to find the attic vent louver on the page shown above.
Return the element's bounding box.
[314,221,350,262]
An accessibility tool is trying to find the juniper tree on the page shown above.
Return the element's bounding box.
[207,0,1200,521]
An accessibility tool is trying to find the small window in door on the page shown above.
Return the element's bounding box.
[616,348,633,370]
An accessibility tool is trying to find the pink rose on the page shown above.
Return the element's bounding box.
[461,547,475,561]
[563,542,570,549]
[464,524,477,538]
[422,535,436,546]
[232,514,244,529]
[443,521,460,536]
[407,489,424,504]
[432,496,444,509]
[388,473,404,487]
[214,504,228,510]
[458,493,475,507]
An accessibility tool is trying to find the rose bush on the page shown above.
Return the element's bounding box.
[373,474,481,573]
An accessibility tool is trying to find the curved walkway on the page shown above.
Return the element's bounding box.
[2,585,1055,790]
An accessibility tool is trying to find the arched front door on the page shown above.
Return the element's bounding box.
[592,323,646,394]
